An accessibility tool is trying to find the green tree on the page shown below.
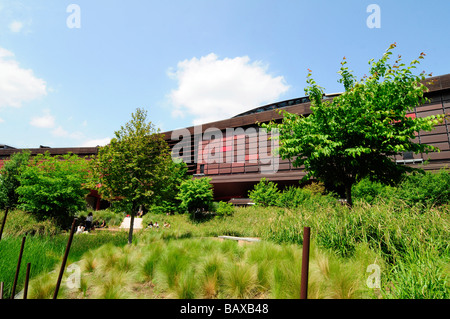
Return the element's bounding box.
[91,108,175,244]
[150,158,188,214]
[15,152,90,227]
[263,44,445,206]
[176,177,214,216]
[0,150,30,209]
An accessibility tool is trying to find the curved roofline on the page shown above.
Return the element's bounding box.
[232,96,310,118]
[232,92,345,118]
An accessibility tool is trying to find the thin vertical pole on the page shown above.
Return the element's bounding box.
[23,263,31,299]
[0,282,4,299]
[53,218,77,299]
[300,227,311,299]
[11,236,26,299]
[0,206,9,241]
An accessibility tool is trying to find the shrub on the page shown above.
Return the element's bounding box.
[352,178,393,204]
[176,177,214,214]
[248,178,280,207]
[396,169,450,207]
[303,181,326,195]
[16,152,90,228]
[277,186,314,208]
[352,169,450,207]
[0,151,30,209]
[215,201,234,218]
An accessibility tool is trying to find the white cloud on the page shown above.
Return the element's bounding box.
[30,110,86,142]
[168,53,290,125]
[81,138,111,147]
[0,47,47,108]
[51,126,84,140]
[9,20,23,32]
[30,110,55,128]
[0,118,4,123]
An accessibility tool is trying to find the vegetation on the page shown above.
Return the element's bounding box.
[0,150,31,209]
[352,168,450,207]
[15,152,90,228]
[215,201,234,218]
[19,232,381,299]
[176,177,214,215]
[0,209,128,299]
[263,44,445,206]
[248,178,280,207]
[7,190,445,299]
[0,103,448,299]
[1,178,449,299]
[90,108,186,243]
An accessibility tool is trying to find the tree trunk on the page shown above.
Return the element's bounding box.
[128,211,135,245]
[345,183,353,208]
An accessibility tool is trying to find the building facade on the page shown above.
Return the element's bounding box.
[162,73,450,200]
[1,74,450,202]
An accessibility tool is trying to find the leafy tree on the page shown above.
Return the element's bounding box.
[176,177,214,216]
[15,152,90,227]
[263,44,445,206]
[0,150,30,209]
[150,158,188,214]
[248,178,280,207]
[90,108,175,244]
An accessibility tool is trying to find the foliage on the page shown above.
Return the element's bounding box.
[90,108,182,243]
[352,177,393,205]
[395,169,450,207]
[43,235,375,299]
[0,219,127,299]
[352,169,450,207]
[249,179,332,209]
[90,108,174,215]
[0,150,31,209]
[263,43,445,206]
[383,249,449,299]
[248,178,280,207]
[176,177,214,214]
[150,158,188,214]
[276,186,315,208]
[9,199,449,299]
[303,181,326,195]
[215,201,234,218]
[0,209,60,238]
[15,152,90,227]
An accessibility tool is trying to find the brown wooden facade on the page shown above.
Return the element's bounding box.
[162,74,450,200]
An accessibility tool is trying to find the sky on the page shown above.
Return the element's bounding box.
[0,0,449,148]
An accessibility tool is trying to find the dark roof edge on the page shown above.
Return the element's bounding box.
[162,73,450,138]
[0,146,99,157]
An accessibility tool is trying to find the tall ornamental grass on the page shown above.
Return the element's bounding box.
[28,233,378,299]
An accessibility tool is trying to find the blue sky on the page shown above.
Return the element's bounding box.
[0,0,449,148]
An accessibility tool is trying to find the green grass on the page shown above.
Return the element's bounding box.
[2,198,449,299]
[38,234,376,299]
[0,209,128,298]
